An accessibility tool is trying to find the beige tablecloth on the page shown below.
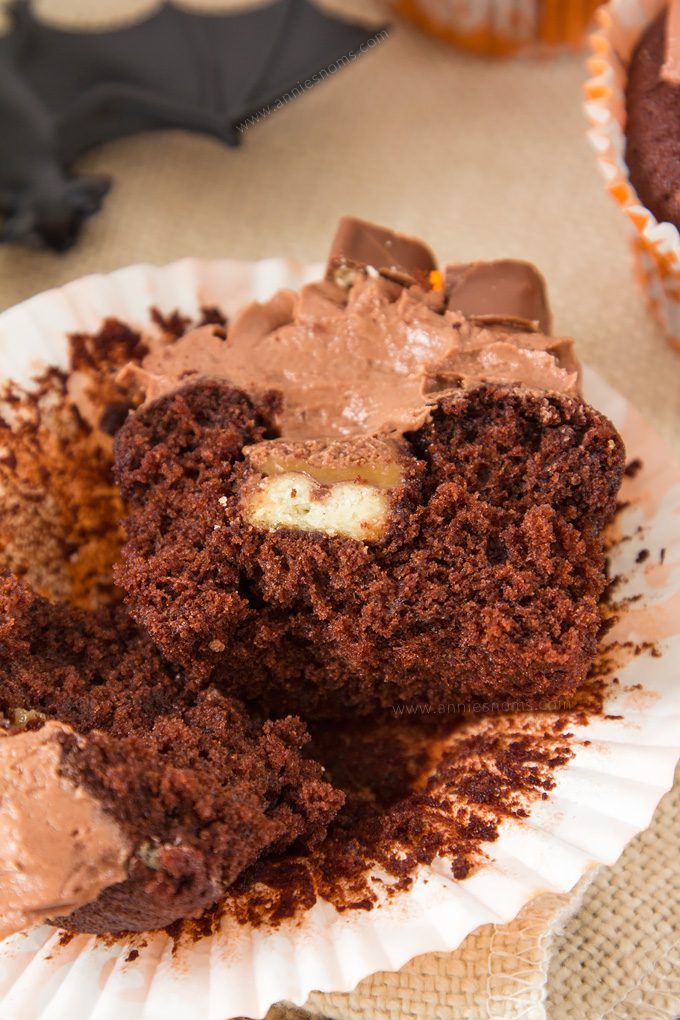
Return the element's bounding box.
[0,4,677,1017]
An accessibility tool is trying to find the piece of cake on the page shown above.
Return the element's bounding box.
[0,577,342,934]
[113,218,625,719]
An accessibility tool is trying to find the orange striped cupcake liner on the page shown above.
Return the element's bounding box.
[390,0,603,56]
[585,0,680,351]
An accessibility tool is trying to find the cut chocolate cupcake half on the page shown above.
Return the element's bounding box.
[113,219,625,720]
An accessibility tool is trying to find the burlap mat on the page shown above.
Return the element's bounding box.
[268,772,677,1020]
[0,3,677,1017]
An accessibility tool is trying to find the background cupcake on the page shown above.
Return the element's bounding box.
[389,0,604,56]
[586,0,680,350]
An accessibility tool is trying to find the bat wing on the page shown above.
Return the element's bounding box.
[7,0,387,160]
[0,0,387,249]
[209,0,388,121]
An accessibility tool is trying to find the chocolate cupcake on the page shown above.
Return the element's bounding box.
[0,217,626,943]
[626,3,680,231]
[112,218,624,720]
[587,0,680,347]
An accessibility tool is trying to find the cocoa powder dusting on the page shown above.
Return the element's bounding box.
[164,487,659,943]
[164,711,574,938]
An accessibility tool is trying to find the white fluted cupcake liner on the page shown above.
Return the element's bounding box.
[585,0,680,349]
[0,259,678,1020]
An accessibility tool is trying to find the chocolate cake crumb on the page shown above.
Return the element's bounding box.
[624,457,643,478]
[150,308,191,341]
[114,380,624,718]
[70,318,148,376]
[163,518,659,943]
[198,306,228,327]
[190,711,576,931]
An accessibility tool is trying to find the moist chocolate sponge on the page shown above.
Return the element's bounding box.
[113,380,625,719]
[626,11,680,231]
[0,577,343,933]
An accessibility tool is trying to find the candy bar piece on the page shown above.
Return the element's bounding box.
[326,215,437,286]
[243,436,408,542]
[246,475,390,542]
[444,260,552,332]
[662,0,680,84]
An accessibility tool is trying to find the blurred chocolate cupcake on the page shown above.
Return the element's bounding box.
[626,4,680,231]
[586,0,680,350]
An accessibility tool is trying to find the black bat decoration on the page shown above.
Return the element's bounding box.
[0,0,387,251]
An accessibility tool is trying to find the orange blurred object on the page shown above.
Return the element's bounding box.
[391,0,604,56]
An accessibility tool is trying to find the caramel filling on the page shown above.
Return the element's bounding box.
[242,436,404,541]
[252,456,403,490]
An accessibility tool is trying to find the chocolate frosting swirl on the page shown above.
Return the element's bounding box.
[124,270,579,441]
